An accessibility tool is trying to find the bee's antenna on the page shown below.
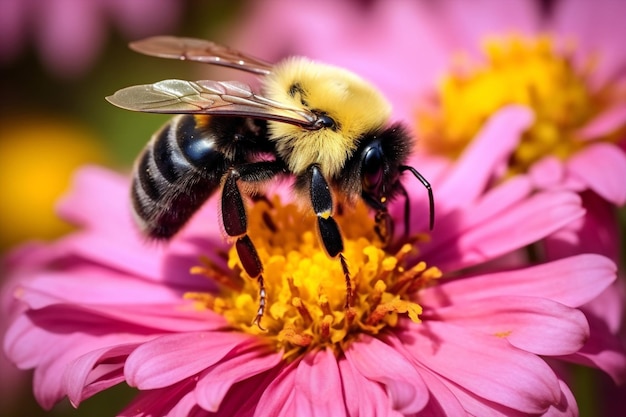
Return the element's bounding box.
[399,165,435,230]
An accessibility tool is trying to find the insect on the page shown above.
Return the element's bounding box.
[107,36,434,326]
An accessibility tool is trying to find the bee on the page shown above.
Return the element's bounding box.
[107,36,434,326]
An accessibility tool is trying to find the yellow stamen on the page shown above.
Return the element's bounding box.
[188,197,441,359]
[416,35,625,174]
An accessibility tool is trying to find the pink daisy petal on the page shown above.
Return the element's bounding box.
[399,321,561,414]
[6,314,147,409]
[195,346,282,412]
[18,267,185,309]
[255,361,298,417]
[0,0,27,63]
[105,0,181,39]
[424,296,590,356]
[552,0,626,85]
[436,106,533,210]
[119,378,197,417]
[424,190,584,271]
[337,358,395,417]
[56,165,129,231]
[567,143,626,205]
[410,366,465,417]
[346,335,429,414]
[35,0,105,78]
[435,376,537,417]
[544,191,621,261]
[434,0,540,56]
[577,103,626,140]
[421,254,616,308]
[562,313,626,384]
[64,343,138,406]
[125,332,254,390]
[294,349,346,417]
[543,379,579,417]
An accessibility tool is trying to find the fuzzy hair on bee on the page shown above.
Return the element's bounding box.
[263,57,392,179]
[106,36,434,327]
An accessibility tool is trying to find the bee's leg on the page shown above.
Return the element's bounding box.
[222,170,265,327]
[306,164,353,308]
[221,162,286,328]
[374,209,394,246]
[399,165,435,231]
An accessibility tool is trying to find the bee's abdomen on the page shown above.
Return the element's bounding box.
[131,115,226,239]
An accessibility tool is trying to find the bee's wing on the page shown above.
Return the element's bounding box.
[129,36,273,75]
[106,79,320,128]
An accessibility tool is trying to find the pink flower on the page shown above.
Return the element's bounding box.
[3,105,625,416]
[0,0,182,78]
[230,0,626,206]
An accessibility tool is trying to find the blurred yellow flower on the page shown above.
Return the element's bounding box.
[0,115,107,248]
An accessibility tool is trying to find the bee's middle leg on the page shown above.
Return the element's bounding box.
[221,162,286,328]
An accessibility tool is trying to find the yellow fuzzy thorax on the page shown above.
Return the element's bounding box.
[262,57,392,178]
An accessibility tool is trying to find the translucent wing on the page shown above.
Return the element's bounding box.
[129,36,273,75]
[106,79,320,128]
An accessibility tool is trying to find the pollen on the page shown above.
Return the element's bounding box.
[188,197,441,359]
[416,35,625,174]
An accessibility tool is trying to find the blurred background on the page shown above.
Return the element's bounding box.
[1,1,624,416]
[0,2,248,415]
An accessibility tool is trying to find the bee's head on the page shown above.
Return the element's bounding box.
[263,57,392,177]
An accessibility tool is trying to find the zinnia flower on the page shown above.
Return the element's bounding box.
[3,105,625,416]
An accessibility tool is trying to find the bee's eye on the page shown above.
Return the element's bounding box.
[314,114,336,130]
[362,146,384,192]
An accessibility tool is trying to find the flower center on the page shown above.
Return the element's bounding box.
[188,197,441,360]
[416,35,624,174]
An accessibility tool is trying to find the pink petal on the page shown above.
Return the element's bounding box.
[18,267,185,309]
[577,103,626,140]
[424,190,584,271]
[209,367,281,416]
[399,321,561,414]
[562,313,626,384]
[4,310,149,409]
[567,143,626,205]
[256,361,298,417]
[195,347,282,412]
[337,358,395,417]
[529,157,567,190]
[346,335,429,414]
[294,349,346,417]
[105,0,181,39]
[421,254,616,308]
[582,280,626,335]
[56,165,129,230]
[34,0,105,78]
[435,0,540,56]
[410,366,466,417]
[424,296,589,356]
[64,343,138,406]
[125,332,253,389]
[0,0,26,63]
[436,106,533,211]
[551,0,626,86]
[118,379,197,417]
[544,191,621,261]
[543,379,579,417]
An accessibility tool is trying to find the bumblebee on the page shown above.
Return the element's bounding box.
[107,36,434,326]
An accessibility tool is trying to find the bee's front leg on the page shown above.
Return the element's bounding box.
[303,164,352,309]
